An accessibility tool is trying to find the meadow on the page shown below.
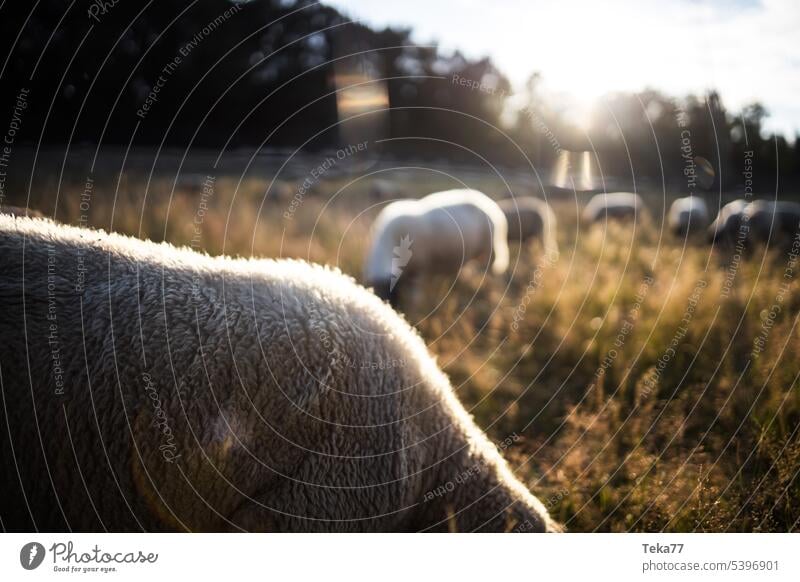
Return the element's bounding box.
[12,160,800,532]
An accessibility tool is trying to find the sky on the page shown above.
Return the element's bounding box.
[326,0,800,139]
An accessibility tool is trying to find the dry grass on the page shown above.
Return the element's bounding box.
[13,170,800,532]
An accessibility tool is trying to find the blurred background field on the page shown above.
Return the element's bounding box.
[6,152,800,532]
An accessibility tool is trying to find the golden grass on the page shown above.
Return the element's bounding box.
[16,172,800,532]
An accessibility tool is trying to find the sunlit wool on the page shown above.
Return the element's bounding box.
[582,192,644,223]
[0,204,45,218]
[709,199,800,254]
[363,189,509,304]
[0,214,556,532]
[667,196,709,236]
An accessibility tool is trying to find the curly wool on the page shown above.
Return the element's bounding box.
[0,215,557,532]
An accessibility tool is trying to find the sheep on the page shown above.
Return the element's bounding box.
[0,214,556,533]
[582,192,643,223]
[1,204,45,218]
[707,199,749,246]
[497,197,559,257]
[708,199,800,251]
[668,196,709,236]
[745,200,800,247]
[363,189,509,306]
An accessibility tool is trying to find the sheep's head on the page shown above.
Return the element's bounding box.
[708,200,747,245]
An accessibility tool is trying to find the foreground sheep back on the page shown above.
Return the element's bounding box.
[363,189,509,303]
[707,199,748,246]
[0,216,556,532]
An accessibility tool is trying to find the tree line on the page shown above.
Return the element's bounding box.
[1,0,797,194]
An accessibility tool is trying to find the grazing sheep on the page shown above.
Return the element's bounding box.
[1,205,45,218]
[707,199,749,246]
[668,196,709,236]
[497,197,559,256]
[745,200,800,247]
[363,189,509,305]
[707,199,800,251]
[582,192,643,223]
[0,215,555,533]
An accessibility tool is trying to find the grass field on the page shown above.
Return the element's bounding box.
[11,166,800,532]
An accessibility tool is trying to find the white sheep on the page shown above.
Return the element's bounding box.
[363,189,509,305]
[668,196,709,236]
[0,214,556,533]
[582,192,643,223]
[745,200,800,246]
[707,199,800,251]
[497,197,559,257]
[707,199,749,245]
